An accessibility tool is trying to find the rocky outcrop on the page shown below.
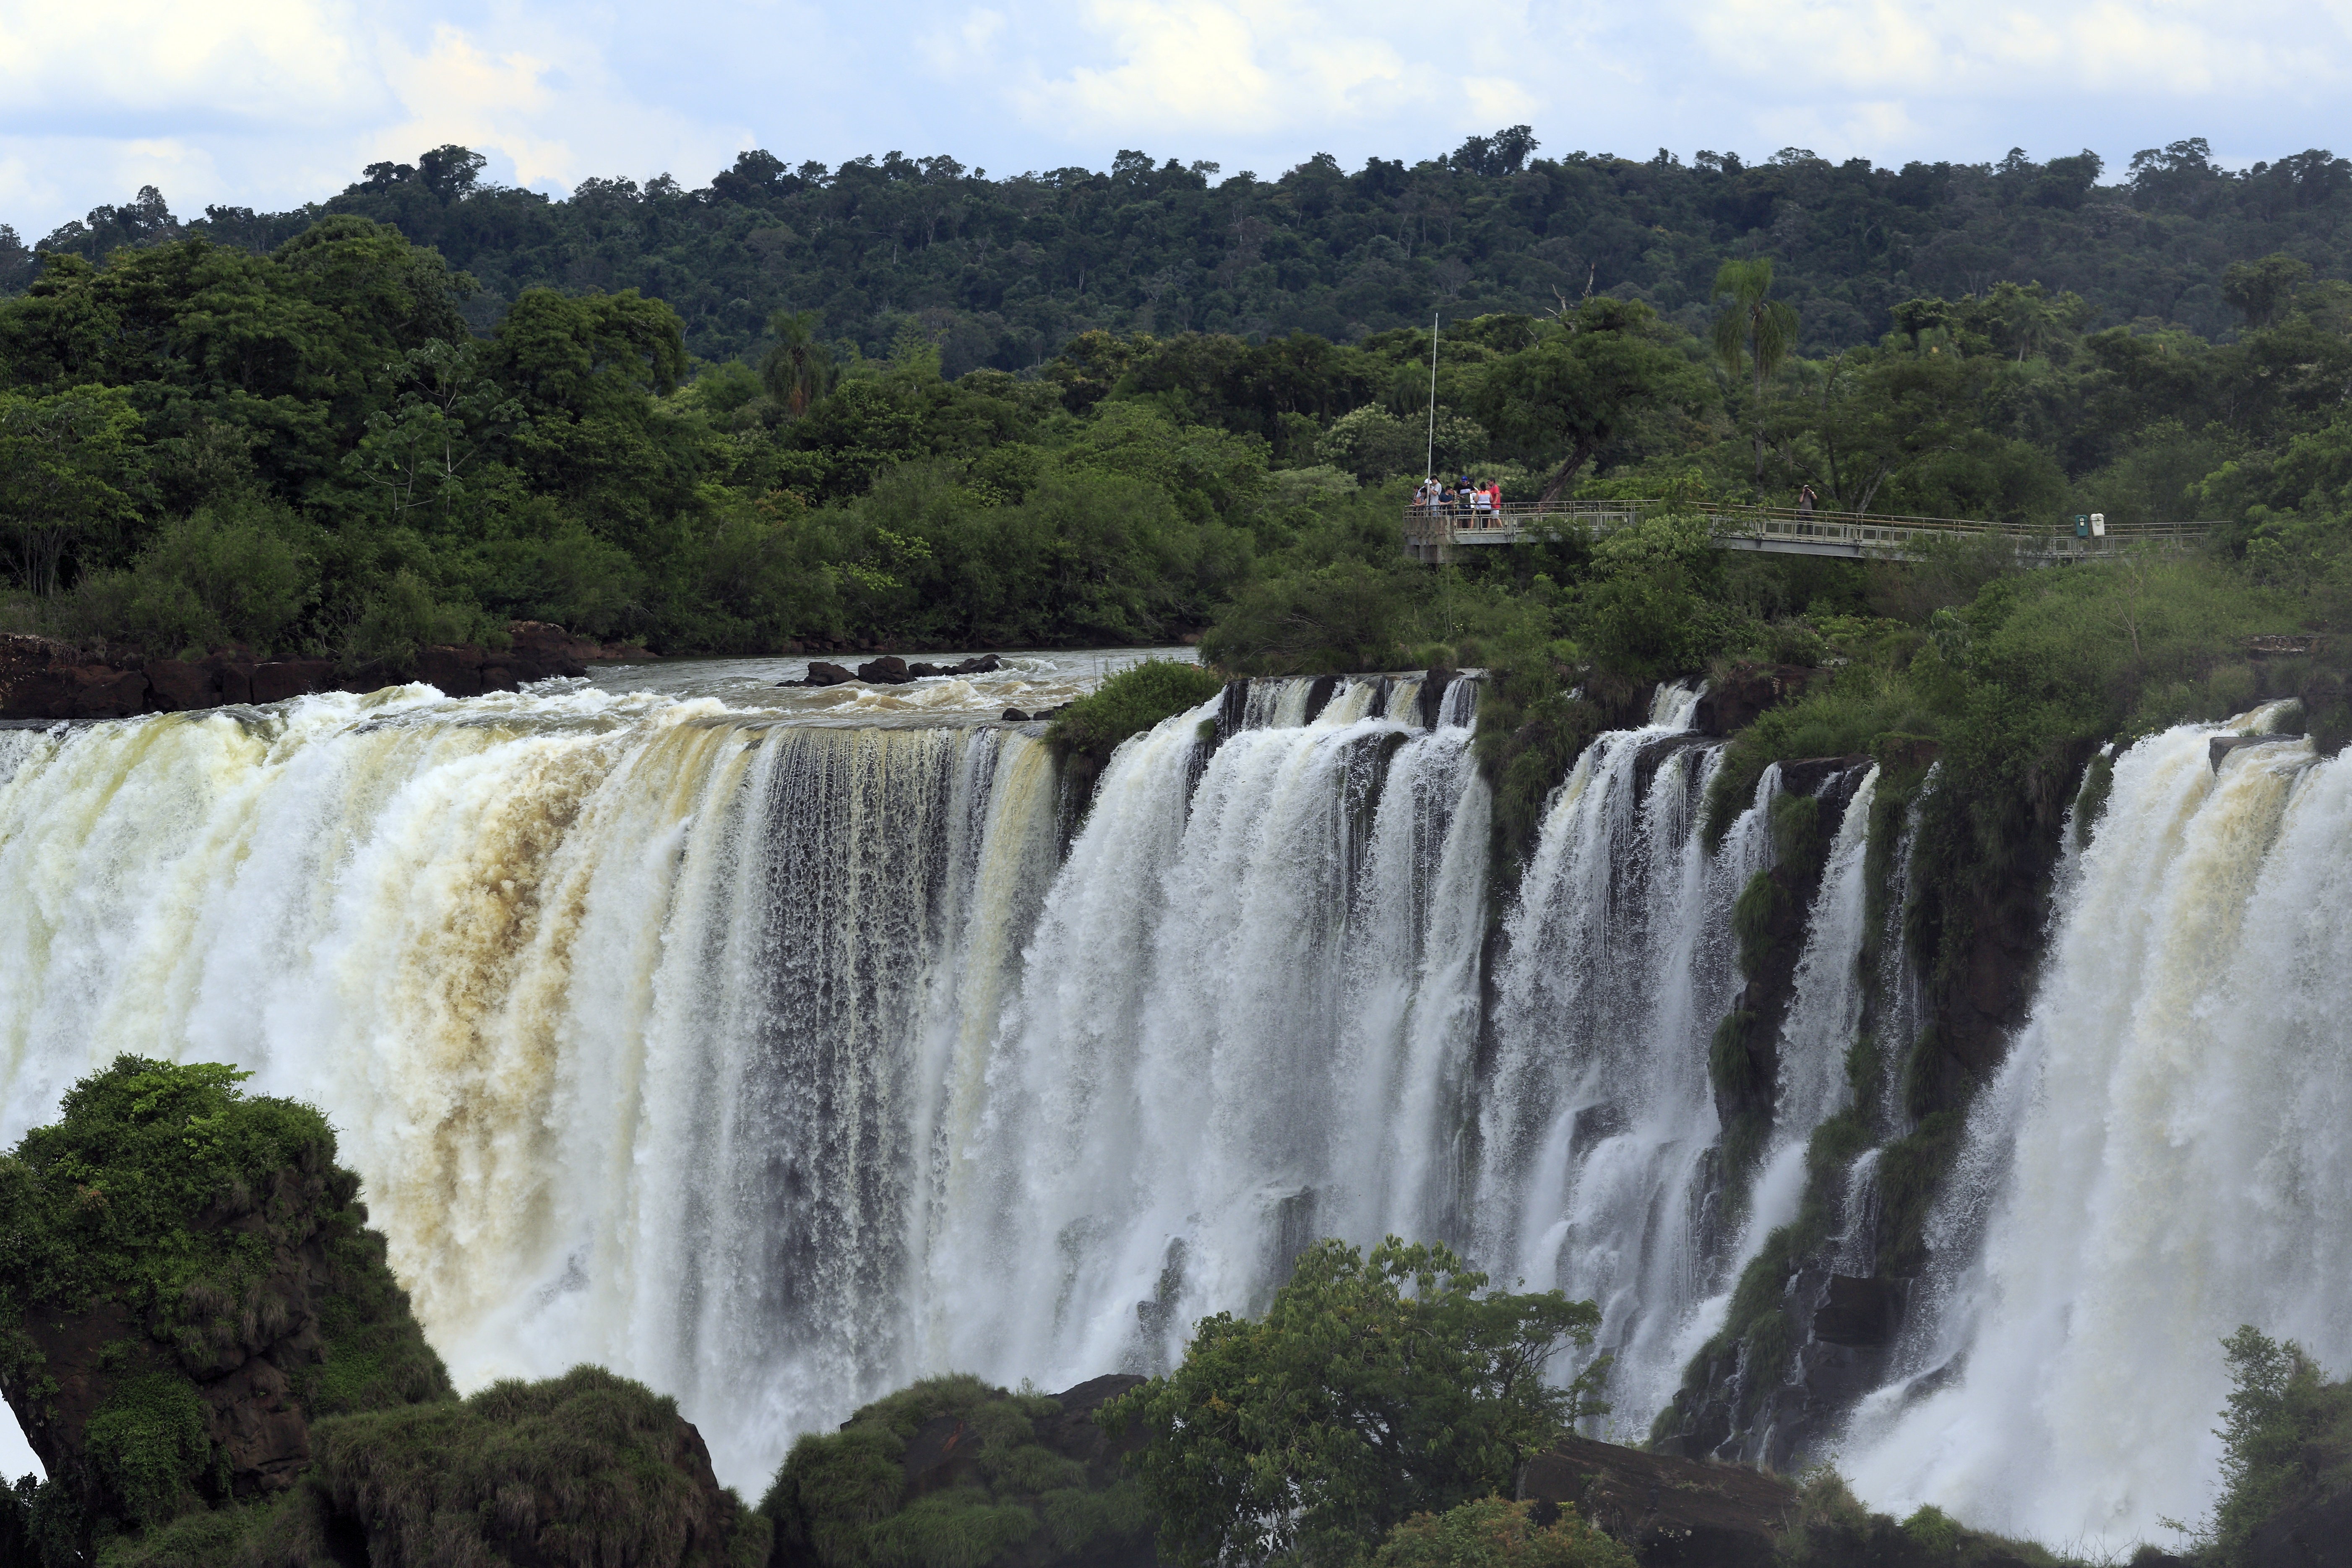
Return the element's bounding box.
[1519,1435,1792,1567]
[1694,664,1824,736]
[1,1058,451,1556]
[787,654,1004,688]
[2246,1482,2352,1567]
[0,622,642,721]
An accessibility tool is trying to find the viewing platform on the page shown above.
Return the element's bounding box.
[1402,500,2214,565]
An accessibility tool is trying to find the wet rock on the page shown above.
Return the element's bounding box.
[1418,669,1455,728]
[1302,673,1341,723]
[414,645,487,698]
[799,662,856,687]
[249,660,334,705]
[2245,1478,2352,1567]
[857,655,913,684]
[144,658,218,711]
[1812,1274,1902,1347]
[1519,1435,1793,1568]
[1777,754,1873,800]
[1694,663,1822,736]
[952,654,1003,675]
[906,662,947,678]
[1003,708,1031,721]
[1033,1373,1149,1481]
[507,620,604,665]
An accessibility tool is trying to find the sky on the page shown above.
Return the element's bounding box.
[3,0,2352,239]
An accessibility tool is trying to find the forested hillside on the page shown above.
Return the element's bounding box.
[5,130,2351,368]
[3,173,2348,669]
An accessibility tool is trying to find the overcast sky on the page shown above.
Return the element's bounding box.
[3,0,2351,239]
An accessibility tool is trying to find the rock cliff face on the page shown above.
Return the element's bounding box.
[0,621,637,721]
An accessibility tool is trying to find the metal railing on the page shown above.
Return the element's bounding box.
[1402,500,2213,563]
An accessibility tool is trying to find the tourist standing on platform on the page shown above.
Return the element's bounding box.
[1797,482,1818,516]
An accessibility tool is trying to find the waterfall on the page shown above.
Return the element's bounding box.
[1471,686,1781,1430]
[14,672,2337,1539]
[926,676,1490,1383]
[1843,716,2352,1547]
[0,688,1061,1485]
[0,675,1491,1488]
[1728,766,1881,1274]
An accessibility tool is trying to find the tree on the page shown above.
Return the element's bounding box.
[1710,258,1799,479]
[1372,1497,1633,1568]
[2223,253,2314,332]
[0,384,144,594]
[1772,349,1993,516]
[761,308,836,418]
[347,338,528,528]
[1107,1237,1607,1568]
[1470,298,1711,503]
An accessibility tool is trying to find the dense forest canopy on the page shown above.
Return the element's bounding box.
[5,131,2351,367]
[0,126,2347,676]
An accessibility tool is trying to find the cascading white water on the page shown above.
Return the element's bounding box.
[1844,715,2352,1547]
[20,669,2330,1543]
[1471,685,1787,1431]
[0,672,1495,1489]
[0,687,1063,1486]
[1729,766,1881,1263]
[925,676,1491,1382]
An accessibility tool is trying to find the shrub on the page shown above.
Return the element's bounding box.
[2190,1327,2352,1565]
[1109,1237,1606,1568]
[1371,1495,1635,1568]
[1199,559,1415,674]
[1046,657,1226,767]
[295,1365,761,1568]
[760,1373,1154,1568]
[60,502,316,656]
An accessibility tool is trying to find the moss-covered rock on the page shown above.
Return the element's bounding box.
[0,1058,450,1555]
[91,1365,768,1568]
[1046,659,1227,802]
[761,1373,1156,1568]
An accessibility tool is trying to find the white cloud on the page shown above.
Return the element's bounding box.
[1685,0,2347,102]
[0,0,383,125]
[3,0,2350,240]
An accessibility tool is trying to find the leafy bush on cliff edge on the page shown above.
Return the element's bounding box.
[2177,1328,2352,1567]
[1106,1237,1608,1568]
[758,1373,1153,1568]
[0,1061,767,1568]
[1045,657,1226,769]
[1371,1496,1633,1568]
[0,1057,451,1551]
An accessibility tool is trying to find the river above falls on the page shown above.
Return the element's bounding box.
[576,645,1198,721]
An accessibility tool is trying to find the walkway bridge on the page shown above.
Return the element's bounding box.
[1402,500,2214,565]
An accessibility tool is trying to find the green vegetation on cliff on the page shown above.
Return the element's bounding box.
[0,1061,764,1568]
[1044,657,1226,771]
[0,1057,450,1554]
[1371,1497,1631,1568]
[759,1373,1152,1568]
[1108,1237,1605,1568]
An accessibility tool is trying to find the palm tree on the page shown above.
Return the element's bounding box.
[1711,259,1799,481]
[760,310,835,419]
